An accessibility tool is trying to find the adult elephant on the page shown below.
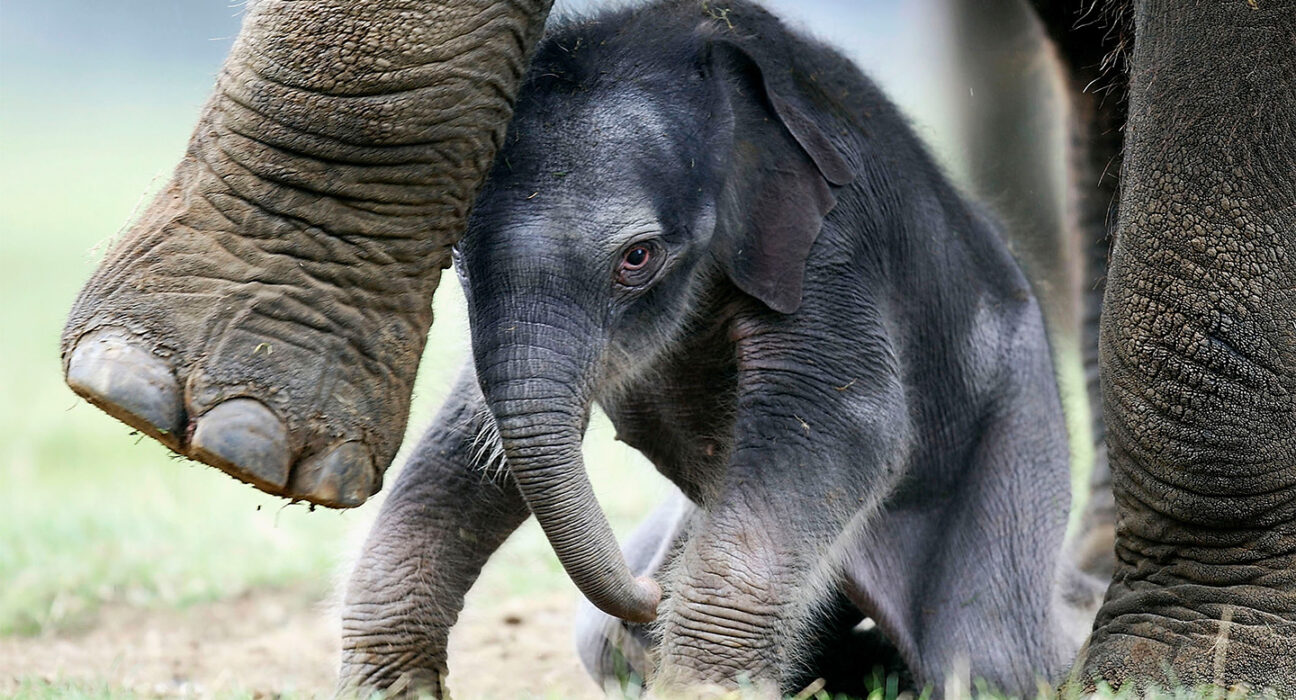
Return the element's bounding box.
[61,0,1296,694]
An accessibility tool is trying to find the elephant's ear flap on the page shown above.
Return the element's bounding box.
[710,41,857,314]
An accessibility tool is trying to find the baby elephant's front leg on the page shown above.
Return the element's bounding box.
[339,367,528,697]
[654,499,839,698]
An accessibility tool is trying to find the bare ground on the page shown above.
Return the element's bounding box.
[0,586,602,699]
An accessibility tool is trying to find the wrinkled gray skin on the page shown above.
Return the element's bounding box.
[344,2,1093,695]
[1076,0,1296,692]
[60,0,556,509]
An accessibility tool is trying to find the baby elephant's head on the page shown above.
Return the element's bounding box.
[455,4,856,625]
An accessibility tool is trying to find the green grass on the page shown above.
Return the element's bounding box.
[9,678,322,700]
[7,679,140,700]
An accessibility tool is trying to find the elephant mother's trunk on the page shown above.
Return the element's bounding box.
[476,339,661,623]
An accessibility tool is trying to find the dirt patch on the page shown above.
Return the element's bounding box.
[0,586,602,699]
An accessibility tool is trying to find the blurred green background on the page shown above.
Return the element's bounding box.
[1,2,356,638]
[0,1,958,697]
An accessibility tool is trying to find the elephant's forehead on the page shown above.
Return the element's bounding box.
[485,196,663,253]
[469,84,711,255]
[508,85,698,182]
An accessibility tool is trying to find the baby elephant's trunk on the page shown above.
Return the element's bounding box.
[473,317,660,623]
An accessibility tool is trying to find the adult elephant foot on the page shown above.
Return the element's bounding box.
[1075,571,1296,693]
[61,0,553,507]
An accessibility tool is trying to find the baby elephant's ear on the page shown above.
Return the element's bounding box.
[711,41,857,314]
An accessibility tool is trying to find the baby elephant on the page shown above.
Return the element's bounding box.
[340,0,1093,695]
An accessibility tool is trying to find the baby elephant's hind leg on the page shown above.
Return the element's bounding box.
[575,489,697,692]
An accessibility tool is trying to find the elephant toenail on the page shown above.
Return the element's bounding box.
[290,442,375,508]
[66,331,184,447]
[190,399,291,490]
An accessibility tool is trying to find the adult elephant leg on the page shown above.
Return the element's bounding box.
[340,367,529,695]
[62,0,553,508]
[1077,0,1296,692]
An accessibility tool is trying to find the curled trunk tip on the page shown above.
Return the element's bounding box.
[623,576,662,623]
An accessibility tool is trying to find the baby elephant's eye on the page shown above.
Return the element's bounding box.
[616,241,663,287]
[624,246,651,269]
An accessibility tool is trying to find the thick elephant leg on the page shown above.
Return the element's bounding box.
[1076,0,1296,693]
[62,0,553,508]
[340,367,529,695]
